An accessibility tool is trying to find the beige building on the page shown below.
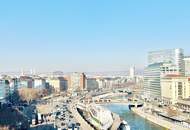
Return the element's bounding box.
[161,75,190,104]
[67,72,86,92]
[47,77,67,93]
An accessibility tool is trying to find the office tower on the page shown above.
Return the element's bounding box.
[148,48,185,75]
[144,63,163,98]
[144,48,185,99]
[129,66,135,78]
[184,56,190,76]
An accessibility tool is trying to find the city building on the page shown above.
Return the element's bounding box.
[144,63,163,99]
[68,72,86,92]
[184,56,190,76]
[47,77,67,93]
[19,76,34,88]
[0,80,10,101]
[129,66,135,78]
[33,78,46,89]
[9,78,20,93]
[161,75,190,104]
[148,48,185,75]
[144,48,185,99]
[96,78,106,89]
[86,78,99,91]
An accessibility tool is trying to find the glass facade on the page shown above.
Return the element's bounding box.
[144,48,185,99]
[148,48,184,75]
[144,63,162,98]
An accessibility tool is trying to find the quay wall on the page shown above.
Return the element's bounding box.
[132,108,190,130]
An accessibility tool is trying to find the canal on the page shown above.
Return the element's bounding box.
[103,104,165,130]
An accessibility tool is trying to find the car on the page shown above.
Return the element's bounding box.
[76,123,80,126]
[61,122,66,126]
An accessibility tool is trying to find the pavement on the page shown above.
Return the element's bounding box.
[110,113,122,130]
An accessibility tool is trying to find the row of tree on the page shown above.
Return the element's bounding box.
[7,88,49,104]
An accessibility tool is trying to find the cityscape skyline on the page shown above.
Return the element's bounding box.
[1,0,190,72]
[1,1,190,130]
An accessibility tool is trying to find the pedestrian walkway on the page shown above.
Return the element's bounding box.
[110,113,122,130]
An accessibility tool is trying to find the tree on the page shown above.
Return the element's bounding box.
[6,90,21,105]
[0,126,9,130]
[18,88,40,104]
[167,107,178,116]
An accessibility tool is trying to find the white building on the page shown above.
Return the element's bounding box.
[184,56,190,76]
[33,78,46,89]
[129,66,135,78]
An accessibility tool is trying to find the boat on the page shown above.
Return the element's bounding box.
[77,103,114,130]
[119,120,130,130]
[87,105,114,130]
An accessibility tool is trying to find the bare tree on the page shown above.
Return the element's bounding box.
[0,126,9,130]
[18,88,40,103]
[167,107,178,116]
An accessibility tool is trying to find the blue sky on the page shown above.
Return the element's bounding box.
[0,0,190,72]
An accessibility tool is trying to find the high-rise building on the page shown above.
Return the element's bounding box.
[148,48,185,75]
[184,56,190,76]
[129,66,135,78]
[144,48,185,99]
[144,63,163,98]
[68,72,86,92]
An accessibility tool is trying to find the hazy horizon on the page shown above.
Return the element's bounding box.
[0,0,190,72]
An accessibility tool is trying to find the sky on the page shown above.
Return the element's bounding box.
[0,0,190,72]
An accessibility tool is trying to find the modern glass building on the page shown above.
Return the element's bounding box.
[148,48,185,75]
[144,63,163,99]
[144,48,185,99]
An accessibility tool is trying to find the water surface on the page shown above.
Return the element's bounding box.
[103,104,165,130]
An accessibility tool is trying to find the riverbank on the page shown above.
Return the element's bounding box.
[132,108,190,130]
[103,104,165,130]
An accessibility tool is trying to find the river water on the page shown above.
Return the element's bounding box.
[103,104,165,130]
